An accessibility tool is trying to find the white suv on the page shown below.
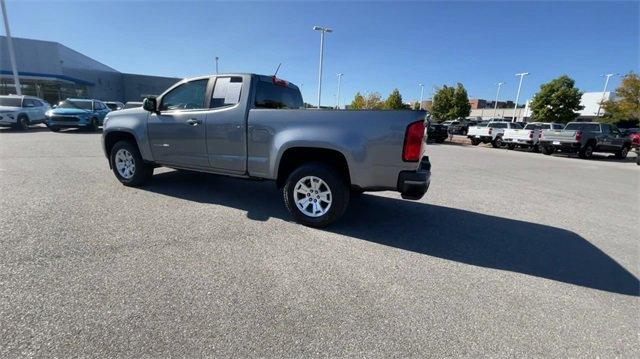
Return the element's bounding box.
[0,95,51,131]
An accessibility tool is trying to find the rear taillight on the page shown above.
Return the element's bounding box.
[488,128,493,135]
[403,120,425,162]
[575,130,583,141]
[540,131,545,140]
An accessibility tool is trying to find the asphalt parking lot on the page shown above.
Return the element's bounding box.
[1,126,638,357]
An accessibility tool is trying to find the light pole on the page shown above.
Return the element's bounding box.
[215,57,219,74]
[418,83,424,110]
[513,72,529,122]
[596,73,618,117]
[1,0,21,95]
[493,82,504,117]
[313,25,332,109]
[335,73,343,109]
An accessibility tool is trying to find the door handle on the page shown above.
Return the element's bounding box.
[186,118,202,126]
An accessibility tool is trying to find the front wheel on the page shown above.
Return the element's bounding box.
[283,162,349,227]
[87,117,99,132]
[110,140,153,186]
[492,136,503,148]
[615,146,629,159]
[507,143,516,150]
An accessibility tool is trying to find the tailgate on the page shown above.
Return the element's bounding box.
[543,130,577,141]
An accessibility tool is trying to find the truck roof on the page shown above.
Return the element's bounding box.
[178,73,301,91]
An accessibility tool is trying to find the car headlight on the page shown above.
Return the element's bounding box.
[45,110,53,117]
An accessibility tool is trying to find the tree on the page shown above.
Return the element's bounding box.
[530,75,584,123]
[350,92,366,109]
[602,72,640,128]
[412,101,421,110]
[430,83,471,121]
[384,89,409,110]
[349,91,384,109]
[364,92,384,109]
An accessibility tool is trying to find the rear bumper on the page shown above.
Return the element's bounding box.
[504,138,534,145]
[540,140,581,151]
[397,156,431,200]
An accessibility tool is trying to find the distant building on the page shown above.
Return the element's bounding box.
[468,92,615,122]
[1,36,180,104]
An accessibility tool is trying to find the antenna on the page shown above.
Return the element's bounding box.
[273,63,282,77]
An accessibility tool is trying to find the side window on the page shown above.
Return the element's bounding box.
[610,125,621,135]
[601,124,610,133]
[211,77,243,108]
[23,99,36,107]
[94,102,101,110]
[160,79,209,111]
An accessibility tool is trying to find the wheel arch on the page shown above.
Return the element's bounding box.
[104,130,140,165]
[276,147,351,188]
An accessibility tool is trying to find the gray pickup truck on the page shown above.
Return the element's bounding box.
[539,122,632,159]
[102,74,431,227]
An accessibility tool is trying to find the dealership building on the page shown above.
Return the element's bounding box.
[1,36,180,104]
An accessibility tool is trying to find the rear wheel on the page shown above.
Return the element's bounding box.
[470,138,480,146]
[507,143,516,150]
[532,145,540,153]
[579,143,595,159]
[541,146,555,155]
[16,115,29,131]
[110,140,153,186]
[283,162,349,227]
[87,117,99,132]
[491,136,503,148]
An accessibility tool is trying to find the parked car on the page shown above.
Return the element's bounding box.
[0,95,51,131]
[625,129,640,165]
[466,121,490,140]
[45,98,111,132]
[539,122,632,159]
[102,73,432,227]
[503,122,564,151]
[105,101,125,111]
[467,121,522,147]
[440,119,471,135]
[123,101,143,109]
[427,123,448,143]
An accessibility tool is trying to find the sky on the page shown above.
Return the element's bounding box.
[2,0,639,106]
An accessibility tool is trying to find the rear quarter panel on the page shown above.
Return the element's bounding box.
[247,109,426,189]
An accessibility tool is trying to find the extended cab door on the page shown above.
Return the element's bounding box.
[608,125,626,149]
[148,78,211,168]
[205,76,247,173]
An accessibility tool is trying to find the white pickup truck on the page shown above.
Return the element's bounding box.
[467,121,523,147]
[503,122,564,151]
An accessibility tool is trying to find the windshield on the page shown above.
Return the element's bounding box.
[58,99,93,110]
[0,97,22,107]
[565,123,600,132]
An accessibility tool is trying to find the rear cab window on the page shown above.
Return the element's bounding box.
[211,77,243,108]
[564,123,601,132]
[254,79,303,109]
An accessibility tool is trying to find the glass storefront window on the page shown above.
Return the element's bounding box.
[0,77,88,104]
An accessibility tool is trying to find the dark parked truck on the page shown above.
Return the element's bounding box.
[539,122,632,159]
[102,74,431,227]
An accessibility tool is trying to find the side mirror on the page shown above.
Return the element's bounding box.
[143,97,158,112]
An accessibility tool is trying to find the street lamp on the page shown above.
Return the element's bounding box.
[512,72,529,122]
[313,25,333,109]
[494,82,504,117]
[335,73,343,109]
[418,83,424,110]
[1,0,21,95]
[596,73,619,117]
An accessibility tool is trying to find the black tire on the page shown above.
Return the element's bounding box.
[109,140,153,186]
[637,152,640,166]
[48,126,60,132]
[435,138,445,143]
[532,145,540,153]
[470,138,481,146]
[87,117,99,132]
[16,115,29,131]
[579,143,595,159]
[491,136,503,148]
[615,146,629,159]
[507,143,516,150]
[541,146,555,155]
[350,188,365,199]
[283,162,349,228]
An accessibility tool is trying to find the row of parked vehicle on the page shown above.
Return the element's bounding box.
[0,94,142,132]
[458,119,640,165]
